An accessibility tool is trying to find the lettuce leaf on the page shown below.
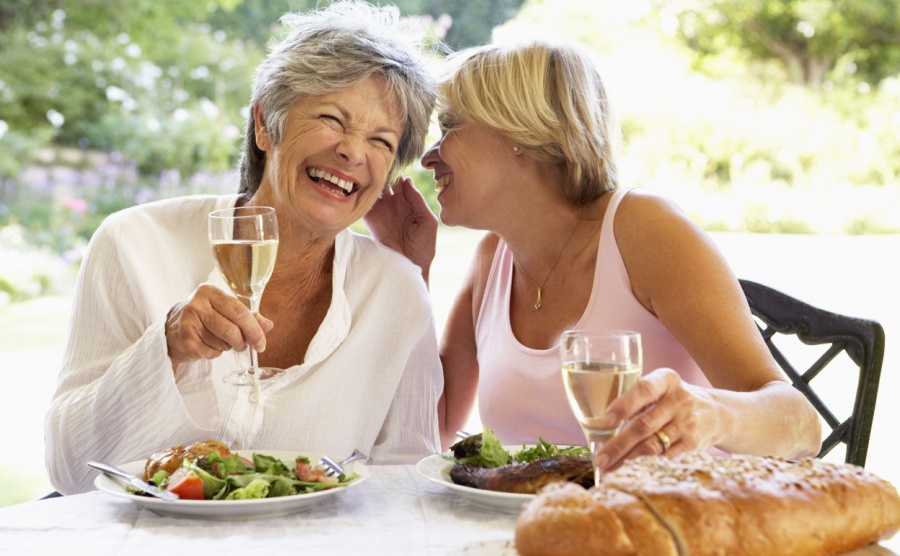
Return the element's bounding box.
[458,427,510,468]
[225,478,270,500]
[202,452,254,478]
[253,453,292,476]
[513,437,589,463]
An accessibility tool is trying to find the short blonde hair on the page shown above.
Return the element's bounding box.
[438,40,619,206]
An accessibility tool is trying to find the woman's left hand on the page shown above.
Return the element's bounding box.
[593,368,721,471]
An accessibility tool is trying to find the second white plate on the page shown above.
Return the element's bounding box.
[416,451,535,513]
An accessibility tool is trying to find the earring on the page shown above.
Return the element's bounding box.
[513,146,522,156]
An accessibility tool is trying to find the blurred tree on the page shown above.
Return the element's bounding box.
[651,0,900,88]
[418,0,527,49]
[0,0,258,177]
[0,0,56,31]
[1,0,242,52]
[205,0,318,47]
[0,0,527,188]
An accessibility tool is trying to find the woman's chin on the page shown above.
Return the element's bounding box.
[436,207,456,228]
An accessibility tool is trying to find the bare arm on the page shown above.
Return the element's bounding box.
[596,190,821,468]
[436,233,498,449]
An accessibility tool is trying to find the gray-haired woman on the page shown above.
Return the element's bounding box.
[46,0,441,494]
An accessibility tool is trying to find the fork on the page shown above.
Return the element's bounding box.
[318,449,369,476]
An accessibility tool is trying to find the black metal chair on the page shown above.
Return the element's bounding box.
[739,279,885,467]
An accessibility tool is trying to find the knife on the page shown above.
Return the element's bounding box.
[87,460,180,501]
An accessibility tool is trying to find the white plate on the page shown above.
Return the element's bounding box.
[416,448,537,513]
[94,449,368,520]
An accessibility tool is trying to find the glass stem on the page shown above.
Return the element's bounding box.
[586,430,614,487]
[246,295,261,373]
[248,344,259,372]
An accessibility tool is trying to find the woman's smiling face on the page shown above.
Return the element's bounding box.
[254,74,403,237]
[422,118,514,229]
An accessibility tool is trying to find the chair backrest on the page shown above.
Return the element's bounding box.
[739,279,885,467]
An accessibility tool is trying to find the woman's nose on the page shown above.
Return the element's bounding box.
[336,134,366,166]
[420,141,440,169]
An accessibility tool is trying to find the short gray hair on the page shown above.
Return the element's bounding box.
[238,0,437,196]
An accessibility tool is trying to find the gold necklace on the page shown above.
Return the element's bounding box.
[514,219,580,310]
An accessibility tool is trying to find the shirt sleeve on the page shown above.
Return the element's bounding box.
[44,216,218,494]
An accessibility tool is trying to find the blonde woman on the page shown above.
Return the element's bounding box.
[366,39,821,469]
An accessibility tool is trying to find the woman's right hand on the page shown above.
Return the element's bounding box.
[592,368,720,471]
[363,175,438,285]
[165,283,273,372]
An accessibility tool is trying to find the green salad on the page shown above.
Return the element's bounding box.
[137,452,359,501]
[448,427,590,468]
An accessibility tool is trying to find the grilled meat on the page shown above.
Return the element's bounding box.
[450,455,593,494]
[142,439,232,481]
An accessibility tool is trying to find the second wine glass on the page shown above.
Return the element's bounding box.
[208,206,280,386]
[560,330,642,486]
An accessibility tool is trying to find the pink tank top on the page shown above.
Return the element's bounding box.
[475,188,711,445]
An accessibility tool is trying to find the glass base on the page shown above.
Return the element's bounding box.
[222,367,283,386]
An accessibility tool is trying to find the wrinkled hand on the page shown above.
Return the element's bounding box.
[165,283,274,372]
[363,176,438,284]
[593,368,719,471]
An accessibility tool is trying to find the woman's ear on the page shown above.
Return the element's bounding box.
[253,104,271,151]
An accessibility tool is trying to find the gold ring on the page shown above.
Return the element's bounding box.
[655,430,672,453]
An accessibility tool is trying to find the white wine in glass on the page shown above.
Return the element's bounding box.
[208,206,280,385]
[561,330,642,486]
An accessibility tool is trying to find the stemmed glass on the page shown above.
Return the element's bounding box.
[208,206,280,386]
[560,330,642,486]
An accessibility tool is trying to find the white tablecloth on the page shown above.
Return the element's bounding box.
[1,465,898,556]
[0,465,519,555]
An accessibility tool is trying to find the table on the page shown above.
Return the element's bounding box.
[1,465,898,556]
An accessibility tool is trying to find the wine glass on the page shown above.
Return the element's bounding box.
[560,330,642,486]
[208,206,280,386]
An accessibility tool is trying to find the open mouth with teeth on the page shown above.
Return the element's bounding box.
[307,167,359,197]
[435,175,452,194]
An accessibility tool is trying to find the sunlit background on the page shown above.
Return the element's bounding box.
[2,0,899,506]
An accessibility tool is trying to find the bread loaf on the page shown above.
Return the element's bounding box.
[515,452,900,556]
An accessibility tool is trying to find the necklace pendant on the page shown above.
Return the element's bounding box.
[534,287,542,310]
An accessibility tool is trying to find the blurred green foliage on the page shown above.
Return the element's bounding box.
[1,0,899,306]
[504,0,900,236]
[0,0,521,303]
[649,0,900,88]
[0,0,517,181]
[0,1,261,177]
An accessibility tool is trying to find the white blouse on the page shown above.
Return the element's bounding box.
[45,195,442,494]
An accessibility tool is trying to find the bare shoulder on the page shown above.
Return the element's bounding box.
[614,188,718,259]
[615,188,698,237]
[473,232,501,268]
[613,189,733,312]
[449,231,499,296]
[467,232,500,290]
[465,232,500,317]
